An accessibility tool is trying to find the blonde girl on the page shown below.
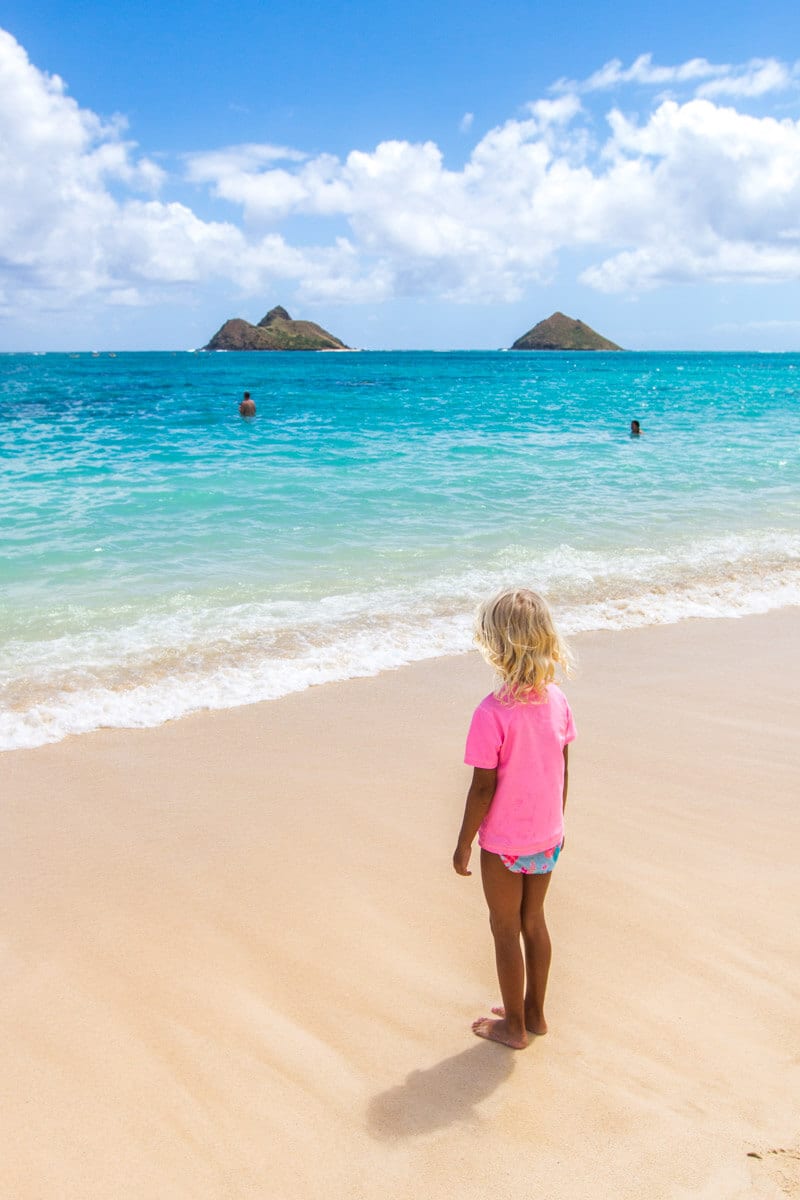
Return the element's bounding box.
[453,588,576,1049]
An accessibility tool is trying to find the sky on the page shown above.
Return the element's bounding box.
[2,0,800,350]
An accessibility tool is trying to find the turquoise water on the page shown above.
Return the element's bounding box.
[2,349,799,749]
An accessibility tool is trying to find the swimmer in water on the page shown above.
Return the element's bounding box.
[630,419,642,437]
[239,391,256,417]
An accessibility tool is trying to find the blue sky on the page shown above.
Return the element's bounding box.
[2,0,800,350]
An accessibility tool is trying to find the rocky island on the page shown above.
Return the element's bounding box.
[511,312,622,351]
[204,306,349,351]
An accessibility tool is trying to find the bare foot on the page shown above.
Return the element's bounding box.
[471,1016,528,1049]
[491,1005,548,1036]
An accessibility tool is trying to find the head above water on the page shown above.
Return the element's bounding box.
[474,588,571,700]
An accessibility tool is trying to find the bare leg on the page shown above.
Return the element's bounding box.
[521,870,552,1034]
[491,869,553,1033]
[472,850,528,1049]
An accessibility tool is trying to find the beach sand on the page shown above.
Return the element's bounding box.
[1,611,799,1199]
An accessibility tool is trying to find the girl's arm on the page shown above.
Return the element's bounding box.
[453,767,497,876]
[560,745,569,849]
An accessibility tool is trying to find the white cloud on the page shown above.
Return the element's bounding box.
[181,95,800,299]
[459,112,474,132]
[0,29,218,308]
[186,146,352,222]
[0,30,369,312]
[553,54,723,95]
[185,143,306,180]
[696,59,797,98]
[528,95,583,125]
[555,52,799,100]
[582,241,800,293]
[3,27,800,315]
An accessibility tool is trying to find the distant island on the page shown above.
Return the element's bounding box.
[511,312,622,351]
[204,306,349,351]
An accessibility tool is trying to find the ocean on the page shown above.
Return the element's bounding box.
[2,349,799,750]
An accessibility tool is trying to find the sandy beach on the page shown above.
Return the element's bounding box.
[1,610,799,1200]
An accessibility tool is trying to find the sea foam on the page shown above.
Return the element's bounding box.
[2,533,798,750]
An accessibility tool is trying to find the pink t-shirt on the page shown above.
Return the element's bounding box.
[464,684,576,855]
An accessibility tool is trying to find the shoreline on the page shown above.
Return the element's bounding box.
[2,610,799,1198]
[5,607,799,761]
[4,596,800,753]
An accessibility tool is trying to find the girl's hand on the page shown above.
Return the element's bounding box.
[453,843,472,876]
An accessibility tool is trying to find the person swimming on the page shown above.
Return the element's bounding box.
[630,419,642,437]
[239,391,256,417]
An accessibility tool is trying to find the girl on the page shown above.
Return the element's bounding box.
[453,588,575,1049]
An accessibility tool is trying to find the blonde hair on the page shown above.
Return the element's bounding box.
[474,588,571,702]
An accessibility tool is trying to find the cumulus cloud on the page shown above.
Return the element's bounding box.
[181,94,800,298]
[0,30,365,311]
[3,26,800,312]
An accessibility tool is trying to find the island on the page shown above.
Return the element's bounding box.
[204,306,349,351]
[510,312,622,351]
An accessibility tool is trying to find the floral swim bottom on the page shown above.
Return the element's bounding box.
[499,844,561,874]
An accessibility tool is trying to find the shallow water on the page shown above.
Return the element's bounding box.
[2,349,798,748]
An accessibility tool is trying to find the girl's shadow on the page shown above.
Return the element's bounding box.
[367,1042,515,1139]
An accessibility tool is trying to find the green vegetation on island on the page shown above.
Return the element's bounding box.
[511,312,622,351]
[204,306,348,351]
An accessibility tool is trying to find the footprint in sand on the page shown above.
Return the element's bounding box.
[747,1147,800,1197]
